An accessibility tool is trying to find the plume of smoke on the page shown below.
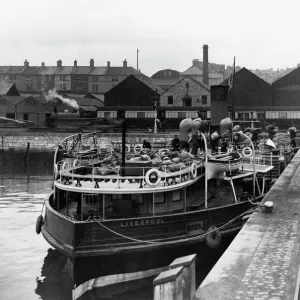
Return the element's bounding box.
[44,89,79,110]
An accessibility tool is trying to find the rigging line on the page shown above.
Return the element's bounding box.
[91,206,257,245]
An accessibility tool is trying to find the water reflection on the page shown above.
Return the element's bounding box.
[0,151,233,300]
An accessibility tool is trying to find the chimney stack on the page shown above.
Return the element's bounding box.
[41,62,45,67]
[123,59,127,67]
[24,59,29,67]
[203,45,209,86]
[90,58,94,67]
[74,60,77,67]
[107,61,110,67]
[192,59,200,68]
[57,60,62,67]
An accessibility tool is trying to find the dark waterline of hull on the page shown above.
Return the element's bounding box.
[0,151,235,300]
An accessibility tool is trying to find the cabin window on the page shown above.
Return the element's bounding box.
[172,190,181,202]
[168,96,173,105]
[155,193,165,204]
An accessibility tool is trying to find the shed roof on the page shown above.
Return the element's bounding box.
[0,82,20,96]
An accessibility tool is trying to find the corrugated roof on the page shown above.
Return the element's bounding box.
[89,67,107,75]
[71,66,92,74]
[39,66,57,75]
[55,66,73,75]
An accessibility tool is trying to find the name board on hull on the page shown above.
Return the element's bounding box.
[121,218,164,227]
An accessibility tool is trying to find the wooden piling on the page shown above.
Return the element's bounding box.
[153,266,183,300]
[25,142,30,164]
[169,254,197,300]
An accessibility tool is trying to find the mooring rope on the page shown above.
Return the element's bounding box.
[86,206,257,245]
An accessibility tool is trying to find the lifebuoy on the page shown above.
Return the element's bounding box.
[145,168,161,186]
[206,226,221,248]
[36,215,43,234]
[242,147,253,157]
[190,162,197,179]
[134,144,143,152]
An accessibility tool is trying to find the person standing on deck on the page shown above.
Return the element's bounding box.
[170,135,180,151]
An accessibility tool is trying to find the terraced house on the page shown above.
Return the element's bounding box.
[0,59,144,94]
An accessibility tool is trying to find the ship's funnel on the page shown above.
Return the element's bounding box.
[179,118,193,141]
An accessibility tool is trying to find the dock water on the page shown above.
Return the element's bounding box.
[195,150,300,300]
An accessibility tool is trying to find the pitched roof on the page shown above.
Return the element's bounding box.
[105,66,144,76]
[22,66,43,74]
[180,65,203,76]
[84,93,104,102]
[89,67,108,75]
[71,66,92,74]
[39,66,57,75]
[135,75,164,94]
[6,66,26,74]
[0,66,12,74]
[160,75,209,95]
[55,66,73,75]
[2,95,27,105]
[79,105,98,111]
[152,78,180,87]
[0,82,20,96]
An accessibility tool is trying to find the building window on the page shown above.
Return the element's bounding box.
[45,75,49,81]
[92,76,99,81]
[26,83,33,91]
[168,96,173,105]
[137,112,145,118]
[112,76,118,82]
[77,76,80,81]
[178,112,186,119]
[23,113,28,121]
[60,76,66,81]
[104,112,111,118]
[182,97,191,106]
[60,84,66,90]
[186,82,189,89]
[9,75,16,80]
[6,113,15,119]
[92,84,98,92]
[201,95,207,105]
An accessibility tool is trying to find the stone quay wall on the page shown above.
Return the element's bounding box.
[0,131,174,152]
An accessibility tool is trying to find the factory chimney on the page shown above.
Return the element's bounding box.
[203,45,209,86]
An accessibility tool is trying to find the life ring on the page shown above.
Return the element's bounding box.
[145,168,161,186]
[206,226,222,248]
[190,162,197,179]
[242,147,253,157]
[134,144,143,152]
[36,215,43,234]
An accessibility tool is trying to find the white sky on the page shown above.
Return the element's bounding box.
[1,0,299,76]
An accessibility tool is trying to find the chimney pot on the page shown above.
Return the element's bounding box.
[123,59,127,67]
[192,59,200,68]
[24,59,29,67]
[41,62,45,67]
[107,61,110,67]
[57,60,62,67]
[74,60,77,67]
[90,58,94,67]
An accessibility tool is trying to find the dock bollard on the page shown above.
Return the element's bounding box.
[169,254,197,300]
[153,266,183,300]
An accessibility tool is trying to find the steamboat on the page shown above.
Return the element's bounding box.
[37,117,274,299]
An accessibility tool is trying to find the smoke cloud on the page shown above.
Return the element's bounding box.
[44,89,79,110]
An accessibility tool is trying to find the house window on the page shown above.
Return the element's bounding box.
[92,84,98,92]
[60,76,66,81]
[92,76,99,81]
[23,113,28,121]
[60,84,66,90]
[186,82,189,89]
[182,97,191,106]
[26,83,33,91]
[201,95,207,105]
[45,75,49,81]
[77,76,80,80]
[168,96,173,105]
[9,75,16,80]
[137,112,145,118]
